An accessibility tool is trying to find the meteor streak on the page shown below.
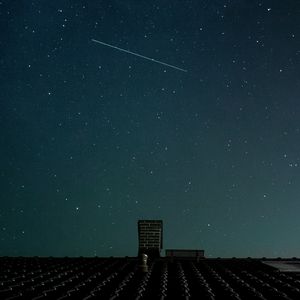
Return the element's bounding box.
[91,38,187,73]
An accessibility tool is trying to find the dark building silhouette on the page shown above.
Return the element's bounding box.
[166,249,205,259]
[138,219,163,258]
[1,220,300,299]
[1,256,300,299]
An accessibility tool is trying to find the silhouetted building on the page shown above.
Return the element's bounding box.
[138,219,163,258]
[166,249,205,259]
[1,256,300,299]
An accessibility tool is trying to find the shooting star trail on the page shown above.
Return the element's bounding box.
[91,39,187,73]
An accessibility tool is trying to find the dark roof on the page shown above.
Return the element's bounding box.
[1,256,300,299]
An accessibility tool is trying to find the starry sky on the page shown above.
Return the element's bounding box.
[1,0,300,258]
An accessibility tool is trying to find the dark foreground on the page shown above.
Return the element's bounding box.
[1,256,300,299]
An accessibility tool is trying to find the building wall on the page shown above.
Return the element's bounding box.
[165,249,205,258]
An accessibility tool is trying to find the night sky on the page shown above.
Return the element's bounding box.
[1,0,300,258]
